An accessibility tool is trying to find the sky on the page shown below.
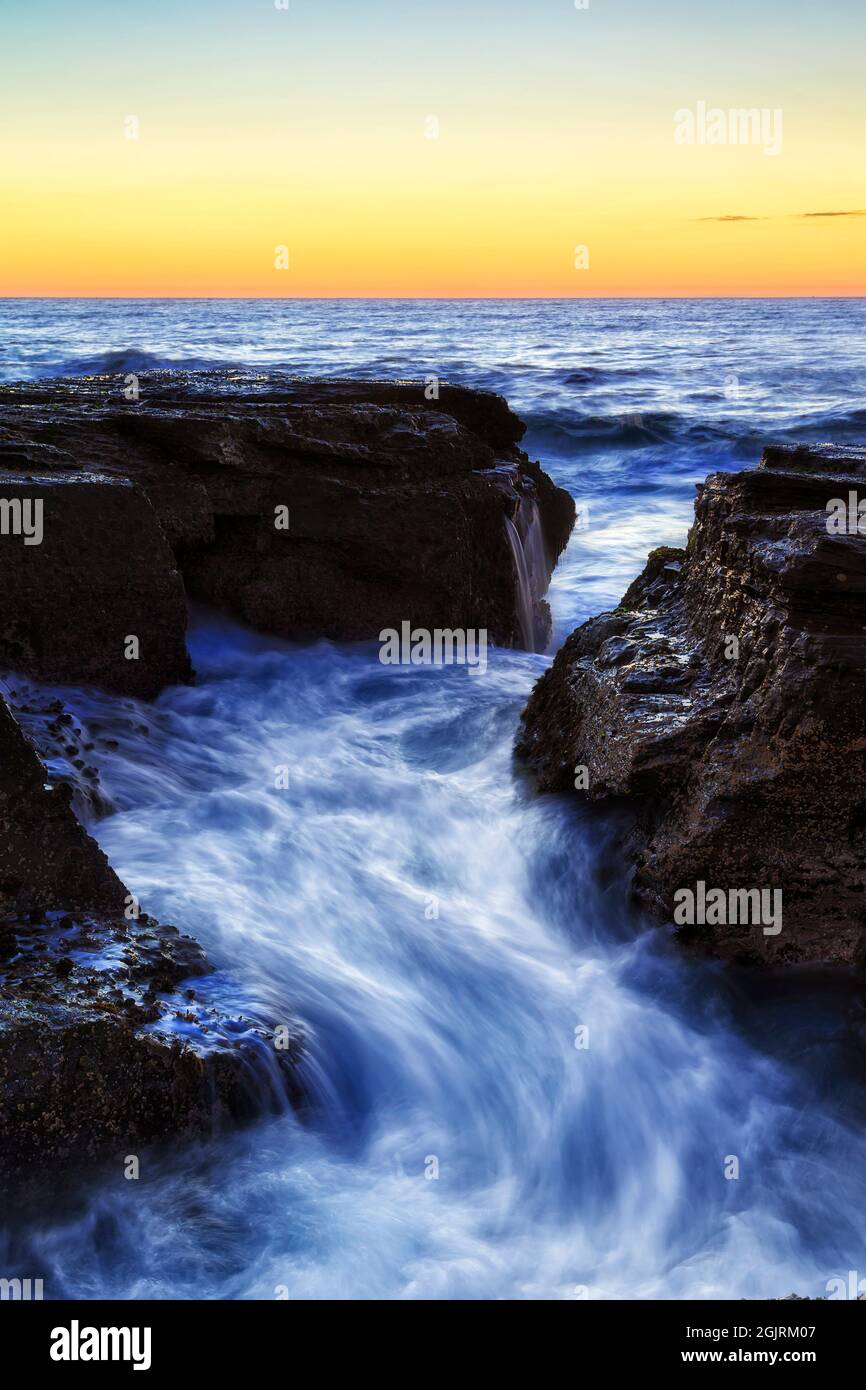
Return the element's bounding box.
[1,0,864,296]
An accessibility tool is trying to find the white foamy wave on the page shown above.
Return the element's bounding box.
[5,616,866,1299]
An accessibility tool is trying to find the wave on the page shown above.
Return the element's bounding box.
[30,348,232,379]
[524,404,866,457]
[790,404,866,436]
[523,408,728,451]
[561,366,654,385]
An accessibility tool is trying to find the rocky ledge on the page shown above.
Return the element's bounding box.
[518,442,866,965]
[0,372,575,694]
[0,686,301,1187]
[0,373,570,1184]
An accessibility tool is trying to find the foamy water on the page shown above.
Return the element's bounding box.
[3,297,866,1299]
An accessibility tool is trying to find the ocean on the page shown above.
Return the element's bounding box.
[2,297,866,1299]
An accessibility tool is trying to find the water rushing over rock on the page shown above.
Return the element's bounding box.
[0,675,304,1189]
[504,516,536,650]
[3,615,865,1298]
[504,497,551,652]
[3,299,866,1298]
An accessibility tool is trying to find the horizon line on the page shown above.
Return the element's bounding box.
[1,293,865,303]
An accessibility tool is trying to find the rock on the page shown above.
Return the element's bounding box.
[0,472,192,698]
[0,372,575,671]
[0,691,302,1186]
[518,444,866,965]
[0,372,571,1180]
[0,909,302,1188]
[0,691,123,918]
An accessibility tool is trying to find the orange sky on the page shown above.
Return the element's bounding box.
[2,0,864,297]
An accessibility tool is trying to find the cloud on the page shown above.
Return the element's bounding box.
[798,209,866,218]
[695,209,866,224]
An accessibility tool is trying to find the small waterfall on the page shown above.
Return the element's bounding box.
[504,498,550,651]
[520,498,549,601]
[504,515,536,650]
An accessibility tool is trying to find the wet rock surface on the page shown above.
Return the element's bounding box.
[0,371,575,670]
[0,372,573,1182]
[518,444,866,965]
[0,690,123,919]
[0,908,302,1187]
[0,688,302,1186]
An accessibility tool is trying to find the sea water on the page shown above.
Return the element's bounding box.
[2,297,866,1299]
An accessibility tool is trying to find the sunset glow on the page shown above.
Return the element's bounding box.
[2,0,864,296]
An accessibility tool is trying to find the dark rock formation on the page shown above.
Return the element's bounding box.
[0,692,123,919]
[518,443,866,965]
[0,472,191,699]
[0,690,301,1186]
[0,372,571,1182]
[0,372,575,681]
[0,908,301,1188]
